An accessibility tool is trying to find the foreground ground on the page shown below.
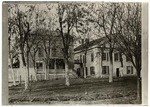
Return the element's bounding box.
[9,76,140,104]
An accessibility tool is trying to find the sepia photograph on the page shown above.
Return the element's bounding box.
[2,1,148,105]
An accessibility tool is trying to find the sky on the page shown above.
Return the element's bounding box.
[8,2,102,48]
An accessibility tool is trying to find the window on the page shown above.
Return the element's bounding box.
[56,59,65,69]
[102,52,109,61]
[80,55,82,63]
[86,67,88,76]
[114,53,119,61]
[83,55,86,63]
[36,62,43,73]
[77,68,81,76]
[36,62,43,69]
[49,59,55,69]
[126,66,133,74]
[91,53,94,62]
[90,66,95,75]
[38,47,43,57]
[102,66,109,74]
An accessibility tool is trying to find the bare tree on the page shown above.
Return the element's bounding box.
[28,32,41,81]
[56,2,83,86]
[28,5,43,81]
[88,3,120,82]
[8,4,37,90]
[8,16,19,86]
[114,3,142,102]
[76,21,91,78]
[39,29,54,80]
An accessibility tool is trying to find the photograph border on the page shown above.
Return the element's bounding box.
[2,1,148,105]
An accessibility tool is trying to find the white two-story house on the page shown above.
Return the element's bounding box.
[74,37,136,78]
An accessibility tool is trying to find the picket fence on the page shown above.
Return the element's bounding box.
[8,68,77,84]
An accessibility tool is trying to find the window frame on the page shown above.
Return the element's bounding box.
[49,59,55,69]
[102,66,109,75]
[126,66,133,74]
[90,66,95,75]
[56,59,65,69]
[36,61,43,73]
[102,52,109,61]
[83,55,86,63]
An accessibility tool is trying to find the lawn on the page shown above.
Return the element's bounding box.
[9,76,140,104]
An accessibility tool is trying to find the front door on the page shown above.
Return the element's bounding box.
[116,68,120,77]
[77,68,81,77]
[86,67,88,76]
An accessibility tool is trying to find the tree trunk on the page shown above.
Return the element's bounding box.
[19,53,28,90]
[54,59,57,79]
[119,53,123,77]
[101,56,103,78]
[33,64,37,81]
[34,69,37,81]
[109,50,113,83]
[27,50,30,90]
[83,53,87,78]
[24,67,29,90]
[45,67,47,80]
[65,60,70,86]
[101,49,104,78]
[120,53,123,67]
[33,54,37,81]
[83,64,87,78]
[9,57,16,86]
[137,68,141,103]
[11,68,16,86]
[109,63,113,82]
[45,61,48,80]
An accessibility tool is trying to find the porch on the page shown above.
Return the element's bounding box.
[8,68,76,86]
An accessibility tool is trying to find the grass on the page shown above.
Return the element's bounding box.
[9,76,140,104]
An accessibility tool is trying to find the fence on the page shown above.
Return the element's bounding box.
[8,68,77,84]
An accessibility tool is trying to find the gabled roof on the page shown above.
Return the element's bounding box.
[74,37,108,52]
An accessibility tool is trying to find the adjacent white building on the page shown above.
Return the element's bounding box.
[74,37,136,78]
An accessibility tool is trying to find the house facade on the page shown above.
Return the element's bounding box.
[30,33,75,80]
[74,37,136,78]
[8,31,76,84]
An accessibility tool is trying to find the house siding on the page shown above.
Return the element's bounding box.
[74,43,136,78]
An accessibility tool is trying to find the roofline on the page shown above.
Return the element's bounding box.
[74,46,112,54]
[74,37,107,52]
